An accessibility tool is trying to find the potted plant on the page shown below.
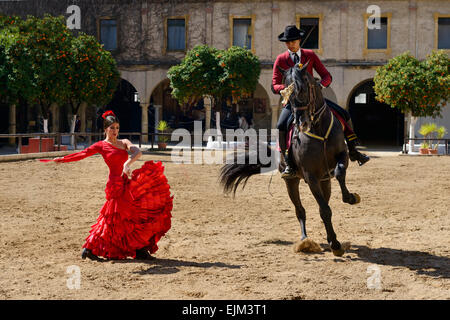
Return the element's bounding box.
[430,125,447,155]
[156,120,170,150]
[418,123,437,155]
[419,142,430,155]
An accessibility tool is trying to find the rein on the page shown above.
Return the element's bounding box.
[303,112,334,142]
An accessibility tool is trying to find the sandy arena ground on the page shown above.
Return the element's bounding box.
[0,149,449,300]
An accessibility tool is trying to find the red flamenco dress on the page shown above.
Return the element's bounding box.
[41,141,173,259]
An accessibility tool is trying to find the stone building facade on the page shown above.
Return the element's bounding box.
[1,0,449,145]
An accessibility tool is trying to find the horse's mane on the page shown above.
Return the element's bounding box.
[284,65,317,108]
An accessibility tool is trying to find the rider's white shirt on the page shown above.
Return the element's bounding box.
[288,48,302,63]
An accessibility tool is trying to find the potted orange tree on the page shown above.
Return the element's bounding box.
[374,51,449,154]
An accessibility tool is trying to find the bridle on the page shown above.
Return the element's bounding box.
[292,80,328,129]
[291,78,334,181]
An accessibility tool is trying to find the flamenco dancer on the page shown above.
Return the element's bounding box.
[41,110,173,261]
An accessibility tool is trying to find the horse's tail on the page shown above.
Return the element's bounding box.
[219,144,274,196]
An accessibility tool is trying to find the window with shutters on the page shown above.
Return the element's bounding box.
[97,17,118,51]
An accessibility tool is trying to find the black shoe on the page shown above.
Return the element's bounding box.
[81,248,102,261]
[347,138,370,166]
[349,150,370,166]
[281,153,297,179]
[135,248,155,260]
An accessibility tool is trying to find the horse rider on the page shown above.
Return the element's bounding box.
[272,25,370,179]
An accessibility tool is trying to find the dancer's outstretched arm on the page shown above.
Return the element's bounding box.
[40,142,102,163]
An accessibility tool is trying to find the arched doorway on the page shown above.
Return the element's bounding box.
[225,83,272,130]
[151,79,202,132]
[250,83,271,130]
[107,79,141,135]
[0,102,9,135]
[162,84,183,127]
[348,79,404,146]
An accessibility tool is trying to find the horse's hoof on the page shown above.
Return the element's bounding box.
[294,238,322,253]
[351,193,361,204]
[332,247,345,257]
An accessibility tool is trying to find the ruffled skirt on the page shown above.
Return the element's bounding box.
[82,161,173,259]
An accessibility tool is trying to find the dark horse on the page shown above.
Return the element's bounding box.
[219,61,361,256]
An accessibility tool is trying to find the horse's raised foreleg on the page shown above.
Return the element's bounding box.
[284,178,307,240]
[306,174,344,256]
[335,151,361,205]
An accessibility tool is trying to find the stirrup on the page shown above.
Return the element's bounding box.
[356,153,370,166]
[281,168,297,179]
[349,151,370,166]
[281,154,297,179]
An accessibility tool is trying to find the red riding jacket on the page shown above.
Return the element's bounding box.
[272,49,355,138]
[271,49,332,97]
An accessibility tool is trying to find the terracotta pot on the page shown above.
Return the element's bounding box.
[158,142,167,150]
[419,148,429,155]
[428,148,438,155]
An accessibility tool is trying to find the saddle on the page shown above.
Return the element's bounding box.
[277,105,345,153]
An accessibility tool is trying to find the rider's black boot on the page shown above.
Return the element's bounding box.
[346,138,370,166]
[279,130,296,179]
[281,153,297,179]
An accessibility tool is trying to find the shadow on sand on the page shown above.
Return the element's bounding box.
[110,257,242,275]
[346,245,450,279]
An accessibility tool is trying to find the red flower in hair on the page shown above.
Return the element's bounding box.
[102,110,116,119]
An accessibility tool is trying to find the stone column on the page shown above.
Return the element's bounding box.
[141,103,149,143]
[154,104,162,142]
[9,104,16,145]
[203,97,211,130]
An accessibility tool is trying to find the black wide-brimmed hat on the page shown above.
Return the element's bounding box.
[278,25,305,42]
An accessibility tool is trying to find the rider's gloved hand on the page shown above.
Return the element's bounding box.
[316,80,324,89]
[314,77,324,89]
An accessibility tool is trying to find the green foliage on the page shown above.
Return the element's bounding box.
[0,14,119,120]
[374,50,449,118]
[419,122,447,149]
[0,14,21,29]
[167,45,261,105]
[0,15,39,104]
[168,45,223,104]
[68,33,120,110]
[436,125,447,139]
[157,120,170,132]
[21,15,75,113]
[219,46,261,102]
